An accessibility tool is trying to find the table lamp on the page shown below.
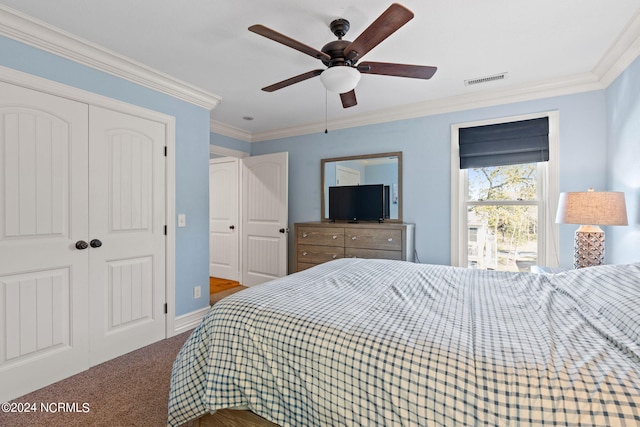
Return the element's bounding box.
[555,188,628,268]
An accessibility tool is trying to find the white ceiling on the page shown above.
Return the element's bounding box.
[2,0,640,141]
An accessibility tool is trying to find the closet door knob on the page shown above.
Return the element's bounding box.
[75,240,89,250]
[90,239,102,248]
[229,225,235,230]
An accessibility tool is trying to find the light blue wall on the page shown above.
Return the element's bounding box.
[251,91,609,269]
[0,36,211,316]
[606,55,640,264]
[210,132,251,155]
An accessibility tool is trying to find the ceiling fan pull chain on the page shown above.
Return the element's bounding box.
[324,89,328,134]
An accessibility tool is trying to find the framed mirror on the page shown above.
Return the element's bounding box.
[321,152,402,222]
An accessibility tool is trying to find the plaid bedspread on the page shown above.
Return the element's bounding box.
[167,259,640,426]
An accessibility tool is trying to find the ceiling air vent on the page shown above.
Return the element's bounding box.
[465,72,508,86]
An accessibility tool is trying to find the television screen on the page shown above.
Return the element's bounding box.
[329,184,386,221]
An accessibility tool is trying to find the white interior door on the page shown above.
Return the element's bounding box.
[209,158,239,281]
[242,152,288,286]
[0,82,90,402]
[88,105,166,365]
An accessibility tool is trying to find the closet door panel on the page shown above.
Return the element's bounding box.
[88,105,166,365]
[0,81,90,403]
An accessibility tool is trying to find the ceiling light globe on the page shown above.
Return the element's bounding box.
[320,66,361,93]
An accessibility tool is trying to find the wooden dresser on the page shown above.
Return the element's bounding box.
[294,222,415,272]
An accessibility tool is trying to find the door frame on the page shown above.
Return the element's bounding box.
[0,66,179,337]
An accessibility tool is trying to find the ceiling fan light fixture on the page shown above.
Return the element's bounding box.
[320,66,361,93]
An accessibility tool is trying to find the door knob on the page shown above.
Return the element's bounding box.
[229,225,235,230]
[75,240,89,250]
[90,239,102,248]
[279,227,289,234]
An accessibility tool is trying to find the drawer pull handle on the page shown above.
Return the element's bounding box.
[351,236,357,240]
[302,233,308,238]
[332,254,337,259]
[332,235,337,239]
[302,251,308,256]
[388,238,393,242]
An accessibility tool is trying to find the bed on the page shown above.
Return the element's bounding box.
[168,258,640,426]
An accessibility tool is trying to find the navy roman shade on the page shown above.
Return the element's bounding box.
[458,117,549,169]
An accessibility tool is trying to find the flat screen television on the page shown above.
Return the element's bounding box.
[329,184,386,222]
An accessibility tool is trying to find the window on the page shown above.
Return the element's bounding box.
[450,112,560,271]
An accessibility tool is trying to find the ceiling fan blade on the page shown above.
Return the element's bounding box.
[249,24,331,62]
[261,69,324,92]
[343,3,414,61]
[340,90,357,108]
[358,61,437,79]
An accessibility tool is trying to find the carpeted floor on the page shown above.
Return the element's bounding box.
[0,330,192,427]
[0,285,273,427]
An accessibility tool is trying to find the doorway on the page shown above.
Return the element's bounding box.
[208,149,289,290]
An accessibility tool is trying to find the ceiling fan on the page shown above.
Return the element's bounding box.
[249,3,437,108]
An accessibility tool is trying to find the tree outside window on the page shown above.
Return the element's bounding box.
[466,163,539,272]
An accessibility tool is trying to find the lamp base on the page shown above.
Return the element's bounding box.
[574,226,604,269]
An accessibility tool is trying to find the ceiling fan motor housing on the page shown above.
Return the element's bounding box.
[321,18,357,68]
[321,39,354,67]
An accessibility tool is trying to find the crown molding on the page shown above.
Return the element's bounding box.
[249,72,605,142]
[209,119,253,142]
[0,5,222,110]
[594,8,640,86]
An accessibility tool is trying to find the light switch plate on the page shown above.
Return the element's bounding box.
[177,214,186,227]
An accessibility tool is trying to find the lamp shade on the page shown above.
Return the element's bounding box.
[320,66,361,93]
[556,189,628,226]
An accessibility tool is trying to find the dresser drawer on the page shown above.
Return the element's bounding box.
[293,222,414,272]
[297,244,344,264]
[345,247,403,260]
[344,228,402,251]
[297,226,344,246]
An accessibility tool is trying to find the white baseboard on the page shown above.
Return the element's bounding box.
[173,306,210,335]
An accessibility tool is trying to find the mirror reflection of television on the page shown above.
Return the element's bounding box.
[329,184,387,222]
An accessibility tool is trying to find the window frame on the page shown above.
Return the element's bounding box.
[450,111,560,269]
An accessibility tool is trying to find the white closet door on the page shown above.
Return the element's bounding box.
[88,106,166,365]
[209,158,239,281]
[0,81,90,402]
